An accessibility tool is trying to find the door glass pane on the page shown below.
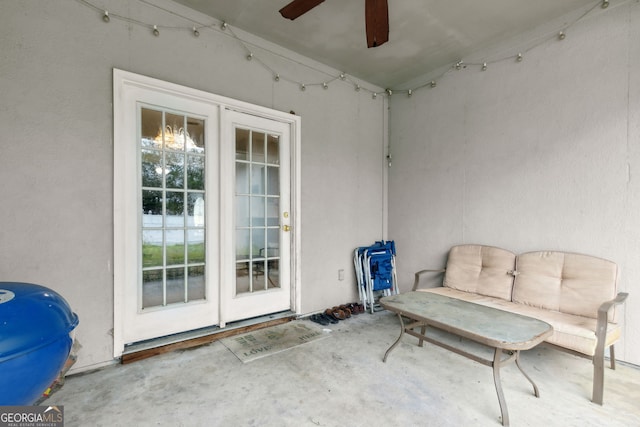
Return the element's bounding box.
[165,113,185,151]
[266,228,280,289]
[142,230,163,268]
[250,196,265,227]
[266,166,279,196]
[187,229,205,263]
[166,152,185,189]
[166,267,185,304]
[251,165,265,194]
[236,163,249,194]
[187,155,204,190]
[235,128,249,160]
[188,266,205,301]
[142,149,163,188]
[266,134,279,164]
[236,196,249,227]
[252,131,266,163]
[140,107,205,309]
[166,230,185,265]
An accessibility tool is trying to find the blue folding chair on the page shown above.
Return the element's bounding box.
[353,241,398,313]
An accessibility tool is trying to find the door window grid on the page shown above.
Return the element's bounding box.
[235,128,281,295]
[140,107,206,309]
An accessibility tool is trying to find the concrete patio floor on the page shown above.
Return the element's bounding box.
[48,310,640,426]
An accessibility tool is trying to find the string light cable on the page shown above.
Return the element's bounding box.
[74,0,623,99]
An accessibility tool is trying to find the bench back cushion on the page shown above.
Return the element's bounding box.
[443,245,516,301]
[513,251,618,321]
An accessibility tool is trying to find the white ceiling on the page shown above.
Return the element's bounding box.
[174,0,599,88]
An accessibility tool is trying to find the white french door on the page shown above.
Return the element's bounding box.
[114,70,300,356]
[221,110,292,324]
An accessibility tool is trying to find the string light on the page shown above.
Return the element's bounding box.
[76,0,617,102]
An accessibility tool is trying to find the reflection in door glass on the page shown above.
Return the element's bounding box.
[140,107,206,309]
[235,126,281,295]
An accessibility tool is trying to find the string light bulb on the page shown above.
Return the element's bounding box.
[602,0,609,8]
[340,73,346,80]
[372,92,377,99]
[300,84,306,91]
[516,53,523,62]
[558,31,566,40]
[455,61,463,70]
[102,11,110,23]
[386,89,393,96]
[246,53,253,61]
[482,62,488,71]
[193,27,199,37]
[153,25,160,36]
[221,21,228,30]
[407,89,412,98]
[274,74,280,82]
[355,84,361,92]
[323,82,328,89]
[430,81,437,88]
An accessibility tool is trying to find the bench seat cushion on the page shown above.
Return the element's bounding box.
[443,245,516,301]
[513,251,618,321]
[418,287,621,356]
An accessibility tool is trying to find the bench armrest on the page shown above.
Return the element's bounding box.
[595,292,629,351]
[412,269,446,291]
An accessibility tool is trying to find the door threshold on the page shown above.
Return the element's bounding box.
[121,311,296,364]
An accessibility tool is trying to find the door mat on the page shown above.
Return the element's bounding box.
[221,320,331,363]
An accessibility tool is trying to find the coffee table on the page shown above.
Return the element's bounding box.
[380,291,553,426]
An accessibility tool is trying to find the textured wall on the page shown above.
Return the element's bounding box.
[389,1,640,365]
[0,0,387,371]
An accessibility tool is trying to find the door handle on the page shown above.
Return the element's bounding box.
[282,225,291,232]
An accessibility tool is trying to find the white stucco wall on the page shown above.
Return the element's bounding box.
[0,0,387,371]
[389,1,640,365]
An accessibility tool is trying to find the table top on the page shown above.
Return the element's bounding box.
[380,291,553,350]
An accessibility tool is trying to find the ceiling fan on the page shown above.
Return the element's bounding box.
[279,0,389,48]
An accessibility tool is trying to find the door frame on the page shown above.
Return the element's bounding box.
[113,69,301,357]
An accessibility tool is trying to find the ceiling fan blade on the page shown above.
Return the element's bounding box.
[365,0,389,48]
[279,0,326,20]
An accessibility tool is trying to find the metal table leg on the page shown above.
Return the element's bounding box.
[383,313,405,362]
[492,348,510,426]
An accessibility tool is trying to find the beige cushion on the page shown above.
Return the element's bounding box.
[513,251,618,321]
[443,245,516,301]
[419,287,621,356]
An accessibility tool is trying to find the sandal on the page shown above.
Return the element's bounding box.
[321,310,339,324]
[329,307,347,320]
[338,305,352,318]
[310,313,329,326]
